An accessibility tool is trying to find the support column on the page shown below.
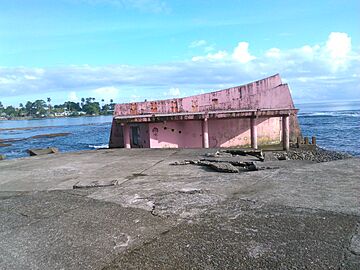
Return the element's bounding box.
[282,115,290,151]
[202,118,209,148]
[123,123,131,149]
[250,117,258,149]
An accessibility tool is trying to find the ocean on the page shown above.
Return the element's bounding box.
[1,101,359,159]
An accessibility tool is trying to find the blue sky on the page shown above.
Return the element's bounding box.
[0,0,359,106]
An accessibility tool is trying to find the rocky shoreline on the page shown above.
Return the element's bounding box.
[272,146,352,162]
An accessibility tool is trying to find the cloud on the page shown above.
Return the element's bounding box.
[192,50,228,62]
[265,48,281,58]
[164,87,181,97]
[68,91,79,102]
[0,32,359,104]
[232,42,256,63]
[324,32,352,71]
[189,40,207,48]
[92,86,119,100]
[191,41,256,64]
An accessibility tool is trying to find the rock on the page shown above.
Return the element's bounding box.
[206,162,239,173]
[273,147,351,163]
[28,147,59,156]
[73,180,118,189]
[224,149,264,161]
[0,143,11,147]
[30,133,71,139]
[0,154,5,160]
[204,151,233,158]
[170,160,191,165]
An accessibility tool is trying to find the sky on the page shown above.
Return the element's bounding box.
[0,0,359,106]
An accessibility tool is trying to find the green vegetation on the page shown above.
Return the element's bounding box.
[0,98,116,119]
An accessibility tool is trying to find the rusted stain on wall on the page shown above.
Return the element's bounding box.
[192,99,198,112]
[114,74,286,116]
[130,103,138,115]
[171,100,178,113]
[150,102,158,113]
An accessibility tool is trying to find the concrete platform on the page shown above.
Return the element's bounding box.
[0,149,359,269]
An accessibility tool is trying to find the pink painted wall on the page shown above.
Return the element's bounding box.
[208,117,281,147]
[143,116,281,149]
[114,74,295,116]
[148,121,203,148]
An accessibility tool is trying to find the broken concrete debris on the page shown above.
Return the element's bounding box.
[202,161,240,173]
[73,180,118,189]
[273,147,352,162]
[28,147,59,156]
[224,149,265,161]
[205,149,264,161]
[170,150,277,173]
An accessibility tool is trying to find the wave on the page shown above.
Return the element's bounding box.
[298,110,360,117]
[88,144,109,149]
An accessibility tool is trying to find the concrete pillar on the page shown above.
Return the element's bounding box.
[282,115,290,151]
[304,137,309,145]
[297,136,302,148]
[203,118,209,148]
[250,117,258,149]
[123,123,131,149]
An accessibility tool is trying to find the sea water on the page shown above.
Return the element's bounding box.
[297,100,360,156]
[1,101,359,159]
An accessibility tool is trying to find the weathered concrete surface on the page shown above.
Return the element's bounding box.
[0,148,359,269]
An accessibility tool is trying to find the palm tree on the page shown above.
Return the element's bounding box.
[46,97,51,114]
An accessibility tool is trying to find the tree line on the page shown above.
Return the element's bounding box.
[0,97,116,118]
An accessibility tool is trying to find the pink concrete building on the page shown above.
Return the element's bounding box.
[109,74,301,150]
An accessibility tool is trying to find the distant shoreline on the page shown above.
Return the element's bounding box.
[0,114,113,122]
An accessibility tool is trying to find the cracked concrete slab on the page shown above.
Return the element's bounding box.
[0,149,359,269]
[0,190,173,270]
[105,200,359,270]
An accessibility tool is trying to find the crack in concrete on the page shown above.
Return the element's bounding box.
[118,150,180,188]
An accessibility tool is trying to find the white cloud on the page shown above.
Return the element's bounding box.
[0,32,359,104]
[192,50,228,62]
[324,32,352,71]
[93,86,119,100]
[232,42,256,63]
[189,40,207,48]
[164,87,181,97]
[204,45,215,52]
[24,75,38,80]
[68,91,78,102]
[265,48,281,58]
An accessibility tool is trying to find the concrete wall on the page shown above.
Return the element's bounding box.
[109,121,124,148]
[208,117,281,147]
[109,122,150,148]
[142,117,281,149]
[114,74,295,116]
[109,74,301,148]
[148,121,203,148]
